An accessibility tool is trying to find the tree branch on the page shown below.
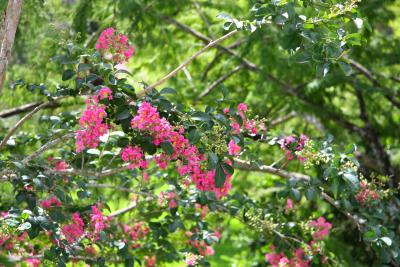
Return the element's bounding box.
[0,100,61,118]
[138,29,238,96]
[0,101,57,150]
[22,133,75,164]
[0,0,23,92]
[196,64,244,100]
[348,58,400,109]
[233,158,362,230]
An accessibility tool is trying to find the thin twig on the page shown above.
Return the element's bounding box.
[233,158,362,229]
[196,64,244,100]
[109,202,138,217]
[137,29,238,96]
[0,100,60,118]
[0,101,56,150]
[22,133,75,164]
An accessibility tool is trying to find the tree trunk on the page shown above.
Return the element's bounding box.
[0,0,23,93]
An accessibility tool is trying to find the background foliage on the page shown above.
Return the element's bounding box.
[1,0,400,266]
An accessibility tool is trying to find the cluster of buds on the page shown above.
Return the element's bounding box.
[355,180,380,206]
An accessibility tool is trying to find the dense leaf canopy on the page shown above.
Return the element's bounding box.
[0,0,399,266]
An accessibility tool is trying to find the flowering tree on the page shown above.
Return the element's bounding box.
[0,0,399,266]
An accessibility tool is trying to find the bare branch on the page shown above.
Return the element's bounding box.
[271,111,297,126]
[196,64,244,100]
[0,101,57,150]
[109,203,138,217]
[138,29,238,96]
[22,133,75,164]
[0,101,58,118]
[0,0,23,92]
[233,158,362,229]
[348,58,400,109]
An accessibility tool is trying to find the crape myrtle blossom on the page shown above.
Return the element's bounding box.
[40,196,61,209]
[228,139,241,156]
[62,213,85,243]
[98,87,113,100]
[90,205,110,241]
[265,217,332,266]
[224,103,266,135]
[355,180,380,206]
[278,134,308,161]
[309,217,332,240]
[75,94,109,152]
[96,27,134,63]
[128,101,233,198]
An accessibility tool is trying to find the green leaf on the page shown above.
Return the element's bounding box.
[214,164,226,188]
[62,70,76,81]
[342,171,359,190]
[339,62,353,76]
[290,188,301,201]
[208,153,219,169]
[77,63,91,72]
[380,237,392,246]
[160,141,174,155]
[116,109,131,121]
[18,222,32,231]
[222,162,234,176]
[87,149,100,155]
[305,188,316,200]
[160,87,177,95]
[192,111,211,122]
[188,129,201,144]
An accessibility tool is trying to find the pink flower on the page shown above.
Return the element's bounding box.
[121,146,148,170]
[231,121,241,134]
[26,258,41,267]
[90,205,109,241]
[98,87,113,100]
[41,196,61,209]
[168,192,177,209]
[228,140,241,156]
[223,108,230,114]
[54,160,69,171]
[130,102,233,198]
[237,103,248,113]
[285,198,293,212]
[62,213,85,243]
[75,96,109,152]
[144,255,156,267]
[309,217,332,240]
[96,27,134,63]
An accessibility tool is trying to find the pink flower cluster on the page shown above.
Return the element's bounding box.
[40,196,61,209]
[228,139,241,156]
[265,217,332,266]
[26,258,41,267]
[54,160,69,171]
[127,101,232,198]
[96,28,134,63]
[62,213,85,243]
[121,146,148,170]
[224,103,266,135]
[309,217,332,240]
[123,222,150,245]
[144,255,156,267]
[159,191,178,209]
[98,87,113,100]
[355,181,380,206]
[90,205,110,241]
[186,229,218,257]
[76,94,109,152]
[278,134,308,161]
[265,247,311,267]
